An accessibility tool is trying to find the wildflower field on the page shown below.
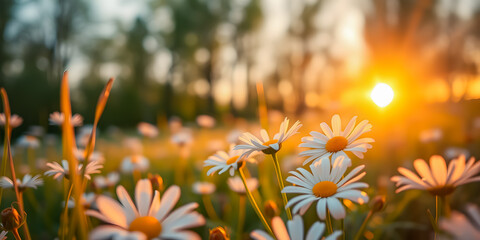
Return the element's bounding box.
[2,0,480,240]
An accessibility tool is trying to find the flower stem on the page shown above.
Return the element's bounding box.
[238,168,275,238]
[326,209,334,234]
[353,211,373,240]
[341,218,345,240]
[12,228,22,240]
[61,183,74,240]
[133,169,141,183]
[270,153,292,220]
[236,195,246,240]
[435,195,440,240]
[442,195,450,218]
[202,194,219,221]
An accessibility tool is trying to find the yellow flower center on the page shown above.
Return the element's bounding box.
[312,181,338,198]
[262,139,278,146]
[226,156,239,165]
[427,185,456,196]
[128,216,162,239]
[325,136,348,153]
[261,139,280,154]
[131,155,140,163]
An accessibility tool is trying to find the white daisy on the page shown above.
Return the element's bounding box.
[196,115,216,128]
[234,117,302,157]
[87,179,205,240]
[0,174,43,191]
[16,135,40,149]
[77,125,93,147]
[203,147,247,176]
[66,192,97,209]
[0,113,23,128]
[440,204,480,239]
[44,159,103,180]
[121,155,150,173]
[94,172,120,189]
[299,114,373,166]
[227,176,258,194]
[283,155,369,220]
[48,112,83,126]
[170,129,193,146]
[137,122,159,138]
[192,182,216,195]
[391,155,480,196]
[75,148,105,163]
[251,215,342,240]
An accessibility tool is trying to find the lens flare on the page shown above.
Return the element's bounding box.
[371,83,394,107]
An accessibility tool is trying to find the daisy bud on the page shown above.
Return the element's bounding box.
[148,173,164,192]
[263,200,279,218]
[209,227,229,240]
[1,207,22,231]
[370,195,386,213]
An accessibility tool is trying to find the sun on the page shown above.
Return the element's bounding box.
[371,83,394,107]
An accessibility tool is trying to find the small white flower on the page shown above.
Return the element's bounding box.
[123,137,143,155]
[444,147,470,160]
[137,122,159,138]
[192,182,216,195]
[44,159,103,180]
[234,117,302,158]
[419,128,442,143]
[75,148,105,163]
[251,215,342,240]
[77,125,93,147]
[299,114,373,167]
[196,115,216,128]
[0,113,23,128]
[66,192,97,209]
[121,155,150,173]
[204,147,247,176]
[0,174,43,191]
[49,112,83,126]
[440,203,480,239]
[170,128,193,146]
[94,172,120,189]
[16,135,40,149]
[391,155,480,196]
[87,179,205,240]
[283,156,369,220]
[227,176,258,194]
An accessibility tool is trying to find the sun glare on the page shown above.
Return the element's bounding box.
[371,83,394,107]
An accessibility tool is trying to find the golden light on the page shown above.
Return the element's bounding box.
[370,83,394,107]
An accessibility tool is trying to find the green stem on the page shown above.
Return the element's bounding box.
[271,153,292,220]
[326,209,333,234]
[133,169,141,184]
[61,183,74,240]
[443,195,450,218]
[238,168,275,238]
[354,211,373,240]
[12,228,22,240]
[202,194,219,221]
[236,195,246,240]
[341,218,345,240]
[435,195,439,240]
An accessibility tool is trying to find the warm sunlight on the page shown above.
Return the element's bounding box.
[371,83,394,107]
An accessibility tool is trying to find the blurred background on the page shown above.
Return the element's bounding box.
[1,0,479,123]
[2,0,480,239]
